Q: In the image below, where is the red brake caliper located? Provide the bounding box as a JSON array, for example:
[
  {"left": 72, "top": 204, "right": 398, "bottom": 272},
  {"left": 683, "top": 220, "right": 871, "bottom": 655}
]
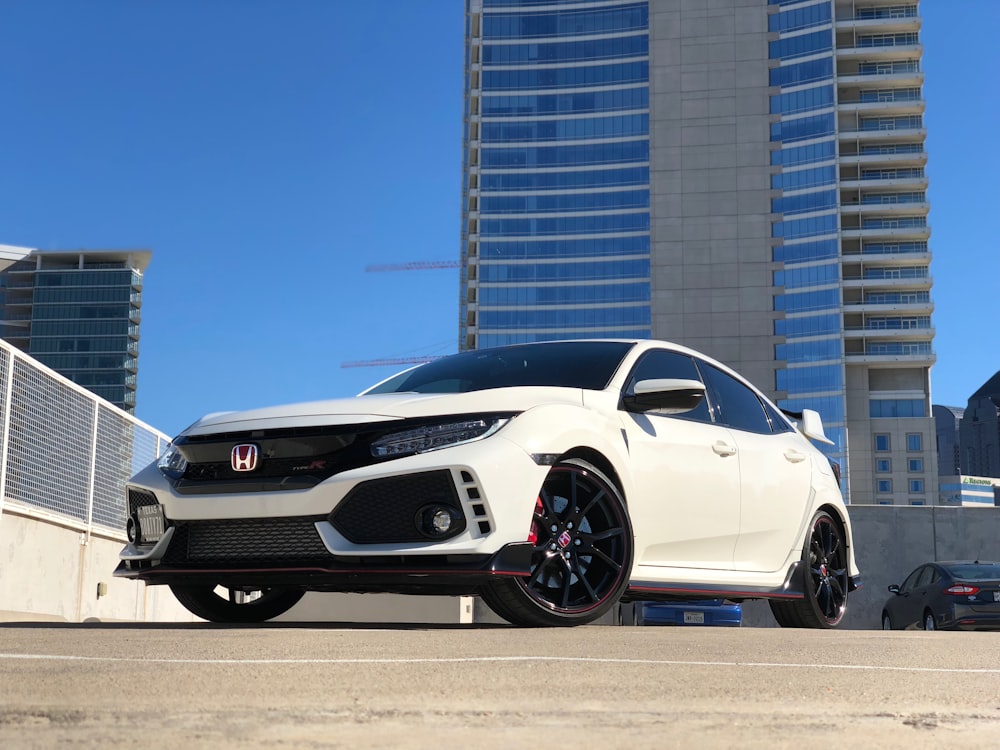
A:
[{"left": 527, "top": 496, "right": 543, "bottom": 545}]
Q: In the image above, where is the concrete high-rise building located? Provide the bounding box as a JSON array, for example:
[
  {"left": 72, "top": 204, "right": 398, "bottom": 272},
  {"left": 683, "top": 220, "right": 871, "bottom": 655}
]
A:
[
  {"left": 459, "top": 0, "right": 935, "bottom": 504},
  {"left": 0, "top": 245, "right": 149, "bottom": 414}
]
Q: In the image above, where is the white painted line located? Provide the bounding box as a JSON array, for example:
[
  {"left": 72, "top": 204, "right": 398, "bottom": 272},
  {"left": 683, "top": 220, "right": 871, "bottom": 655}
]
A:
[{"left": 1, "top": 653, "right": 999, "bottom": 674}]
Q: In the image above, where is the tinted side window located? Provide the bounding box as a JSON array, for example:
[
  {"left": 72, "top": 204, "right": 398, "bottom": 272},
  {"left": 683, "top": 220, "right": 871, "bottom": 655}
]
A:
[
  {"left": 915, "top": 566, "right": 935, "bottom": 588},
  {"left": 761, "top": 399, "right": 795, "bottom": 434},
  {"left": 624, "top": 349, "right": 711, "bottom": 423},
  {"left": 900, "top": 566, "right": 924, "bottom": 594},
  {"left": 700, "top": 363, "right": 772, "bottom": 434}
]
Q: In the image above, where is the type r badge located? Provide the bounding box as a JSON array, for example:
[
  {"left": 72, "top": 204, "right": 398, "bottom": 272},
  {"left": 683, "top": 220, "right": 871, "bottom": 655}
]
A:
[{"left": 231, "top": 444, "right": 260, "bottom": 472}]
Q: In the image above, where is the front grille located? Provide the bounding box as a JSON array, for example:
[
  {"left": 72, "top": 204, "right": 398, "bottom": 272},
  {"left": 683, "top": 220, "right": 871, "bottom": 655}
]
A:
[
  {"left": 330, "top": 470, "right": 466, "bottom": 544},
  {"left": 127, "top": 487, "right": 158, "bottom": 517},
  {"left": 162, "top": 516, "right": 330, "bottom": 564}
]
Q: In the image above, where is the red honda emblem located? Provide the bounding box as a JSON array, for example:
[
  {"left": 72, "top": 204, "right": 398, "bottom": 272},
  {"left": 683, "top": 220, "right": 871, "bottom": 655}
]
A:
[
  {"left": 231, "top": 444, "right": 259, "bottom": 472},
  {"left": 557, "top": 530, "right": 572, "bottom": 549}
]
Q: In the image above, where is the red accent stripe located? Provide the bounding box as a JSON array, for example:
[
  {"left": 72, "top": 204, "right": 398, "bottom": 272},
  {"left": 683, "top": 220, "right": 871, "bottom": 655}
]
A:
[{"left": 140, "top": 566, "right": 525, "bottom": 577}]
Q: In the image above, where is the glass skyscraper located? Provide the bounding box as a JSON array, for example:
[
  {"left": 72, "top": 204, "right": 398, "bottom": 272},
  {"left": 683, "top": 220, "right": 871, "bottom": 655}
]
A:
[
  {"left": 460, "top": 0, "right": 652, "bottom": 350},
  {"left": 460, "top": 0, "right": 936, "bottom": 505},
  {"left": 0, "top": 247, "right": 149, "bottom": 414}
]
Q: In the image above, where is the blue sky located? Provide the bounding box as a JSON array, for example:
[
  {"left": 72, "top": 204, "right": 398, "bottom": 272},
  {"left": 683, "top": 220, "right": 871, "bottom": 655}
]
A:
[{"left": 0, "top": 1, "right": 996, "bottom": 438}]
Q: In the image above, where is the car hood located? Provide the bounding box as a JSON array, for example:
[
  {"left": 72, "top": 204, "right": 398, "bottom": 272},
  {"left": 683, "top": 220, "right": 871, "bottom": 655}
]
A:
[{"left": 180, "top": 387, "right": 587, "bottom": 436}]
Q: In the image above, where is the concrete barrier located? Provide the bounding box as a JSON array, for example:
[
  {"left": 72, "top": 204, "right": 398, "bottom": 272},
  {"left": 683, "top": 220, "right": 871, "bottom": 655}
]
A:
[{"left": 5, "top": 504, "right": 1000, "bottom": 627}]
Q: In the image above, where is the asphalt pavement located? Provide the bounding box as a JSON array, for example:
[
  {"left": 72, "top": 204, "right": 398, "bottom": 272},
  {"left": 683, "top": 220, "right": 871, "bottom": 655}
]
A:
[{"left": 1, "top": 621, "right": 999, "bottom": 749}]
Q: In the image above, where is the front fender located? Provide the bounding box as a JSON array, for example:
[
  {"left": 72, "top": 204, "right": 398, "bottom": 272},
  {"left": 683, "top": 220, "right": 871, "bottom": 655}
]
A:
[{"left": 497, "top": 402, "right": 634, "bottom": 500}]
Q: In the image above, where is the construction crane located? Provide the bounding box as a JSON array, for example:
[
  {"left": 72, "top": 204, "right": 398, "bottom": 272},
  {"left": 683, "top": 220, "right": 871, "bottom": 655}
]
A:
[
  {"left": 340, "top": 355, "right": 444, "bottom": 369},
  {"left": 365, "top": 260, "right": 460, "bottom": 272},
  {"left": 346, "top": 262, "right": 458, "bottom": 366}
]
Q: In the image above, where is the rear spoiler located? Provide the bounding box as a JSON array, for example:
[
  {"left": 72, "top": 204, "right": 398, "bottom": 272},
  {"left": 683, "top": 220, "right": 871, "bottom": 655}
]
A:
[{"left": 780, "top": 407, "right": 834, "bottom": 446}]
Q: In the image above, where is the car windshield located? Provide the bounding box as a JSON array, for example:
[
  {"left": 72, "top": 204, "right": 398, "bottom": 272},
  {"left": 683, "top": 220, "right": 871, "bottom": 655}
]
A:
[
  {"left": 946, "top": 563, "right": 1000, "bottom": 581},
  {"left": 364, "top": 341, "right": 635, "bottom": 395}
]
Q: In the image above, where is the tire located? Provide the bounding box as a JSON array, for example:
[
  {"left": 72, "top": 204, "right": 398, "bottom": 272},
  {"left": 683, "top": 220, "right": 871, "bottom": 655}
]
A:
[
  {"left": 769, "top": 510, "right": 849, "bottom": 629},
  {"left": 170, "top": 584, "right": 305, "bottom": 623},
  {"left": 481, "top": 458, "right": 633, "bottom": 627},
  {"left": 617, "top": 602, "right": 638, "bottom": 626},
  {"left": 882, "top": 612, "right": 893, "bottom": 630},
  {"left": 923, "top": 610, "right": 936, "bottom": 631}
]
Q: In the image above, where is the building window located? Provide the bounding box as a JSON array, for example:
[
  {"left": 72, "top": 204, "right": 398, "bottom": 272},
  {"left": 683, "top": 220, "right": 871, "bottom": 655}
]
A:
[
  {"left": 909, "top": 479, "right": 924, "bottom": 493},
  {"left": 878, "top": 500, "right": 893, "bottom": 506},
  {"left": 877, "top": 479, "right": 892, "bottom": 494},
  {"left": 876, "top": 458, "right": 891, "bottom": 473},
  {"left": 908, "top": 458, "right": 923, "bottom": 472},
  {"left": 875, "top": 434, "right": 891, "bottom": 452},
  {"left": 910, "top": 500, "right": 925, "bottom": 506},
  {"left": 907, "top": 433, "right": 922, "bottom": 452}
]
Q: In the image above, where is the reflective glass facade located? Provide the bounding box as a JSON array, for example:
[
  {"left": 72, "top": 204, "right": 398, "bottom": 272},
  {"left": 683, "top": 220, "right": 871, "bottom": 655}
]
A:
[
  {"left": 461, "top": 1, "right": 935, "bottom": 504},
  {"left": 769, "top": 0, "right": 935, "bottom": 503},
  {"left": 0, "top": 250, "right": 149, "bottom": 413},
  {"left": 768, "top": 0, "right": 847, "bottom": 482},
  {"left": 461, "top": 0, "right": 651, "bottom": 347}
]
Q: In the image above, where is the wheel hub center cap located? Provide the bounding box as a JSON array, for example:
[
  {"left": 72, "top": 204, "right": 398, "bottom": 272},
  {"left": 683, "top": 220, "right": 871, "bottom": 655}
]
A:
[{"left": 556, "top": 530, "right": 573, "bottom": 549}]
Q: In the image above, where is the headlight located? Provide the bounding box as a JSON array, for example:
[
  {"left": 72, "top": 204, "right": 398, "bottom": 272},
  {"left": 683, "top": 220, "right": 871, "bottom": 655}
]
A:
[
  {"left": 371, "top": 417, "right": 510, "bottom": 457},
  {"left": 157, "top": 443, "right": 188, "bottom": 478}
]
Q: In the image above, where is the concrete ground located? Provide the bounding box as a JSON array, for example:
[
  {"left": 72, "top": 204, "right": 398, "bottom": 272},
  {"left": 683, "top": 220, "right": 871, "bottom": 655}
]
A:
[{"left": 1, "top": 621, "right": 999, "bottom": 749}]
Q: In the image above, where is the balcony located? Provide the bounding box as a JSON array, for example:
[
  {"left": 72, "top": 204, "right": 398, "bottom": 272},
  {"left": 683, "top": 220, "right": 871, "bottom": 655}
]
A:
[
  {"left": 835, "top": 14, "right": 920, "bottom": 36},
  {"left": 836, "top": 42, "right": 921, "bottom": 61},
  {"left": 843, "top": 300, "right": 933, "bottom": 315},
  {"left": 839, "top": 174, "right": 928, "bottom": 191},
  {"left": 841, "top": 223, "right": 930, "bottom": 241},
  {"left": 840, "top": 200, "right": 930, "bottom": 217},
  {"left": 837, "top": 98, "right": 924, "bottom": 117},
  {"left": 838, "top": 126, "right": 926, "bottom": 143},
  {"left": 837, "top": 70, "right": 923, "bottom": 88},
  {"left": 838, "top": 150, "right": 927, "bottom": 167},
  {"left": 845, "top": 350, "right": 935, "bottom": 366},
  {"left": 841, "top": 275, "right": 931, "bottom": 291},
  {"left": 843, "top": 326, "right": 934, "bottom": 340}
]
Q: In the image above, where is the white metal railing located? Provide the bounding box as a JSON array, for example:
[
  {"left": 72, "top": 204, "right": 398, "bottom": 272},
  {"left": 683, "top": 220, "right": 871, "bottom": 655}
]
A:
[{"left": 0, "top": 337, "right": 168, "bottom": 536}]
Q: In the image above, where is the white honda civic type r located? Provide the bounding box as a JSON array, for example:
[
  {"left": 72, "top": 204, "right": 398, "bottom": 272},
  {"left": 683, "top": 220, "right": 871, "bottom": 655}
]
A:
[{"left": 116, "top": 339, "right": 861, "bottom": 627}]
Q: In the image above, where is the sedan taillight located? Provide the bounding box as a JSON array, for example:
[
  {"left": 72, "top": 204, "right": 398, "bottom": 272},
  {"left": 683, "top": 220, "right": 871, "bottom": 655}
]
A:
[{"left": 944, "top": 584, "right": 980, "bottom": 595}]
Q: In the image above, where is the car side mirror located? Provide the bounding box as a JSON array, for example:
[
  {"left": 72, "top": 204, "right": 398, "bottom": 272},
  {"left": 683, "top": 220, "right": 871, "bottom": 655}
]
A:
[
  {"left": 622, "top": 378, "right": 706, "bottom": 415},
  {"left": 888, "top": 584, "right": 900, "bottom": 595},
  {"left": 799, "top": 408, "right": 834, "bottom": 445}
]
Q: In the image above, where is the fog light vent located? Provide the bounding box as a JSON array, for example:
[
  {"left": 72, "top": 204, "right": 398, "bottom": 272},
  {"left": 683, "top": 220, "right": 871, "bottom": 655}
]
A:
[{"left": 416, "top": 504, "right": 463, "bottom": 539}]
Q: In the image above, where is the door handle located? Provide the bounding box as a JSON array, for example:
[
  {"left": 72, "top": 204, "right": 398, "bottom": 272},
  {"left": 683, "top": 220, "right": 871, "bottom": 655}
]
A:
[
  {"left": 783, "top": 449, "right": 807, "bottom": 463},
  {"left": 712, "top": 441, "right": 737, "bottom": 457}
]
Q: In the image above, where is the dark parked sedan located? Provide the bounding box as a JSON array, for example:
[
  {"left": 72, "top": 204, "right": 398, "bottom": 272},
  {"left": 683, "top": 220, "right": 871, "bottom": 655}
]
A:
[{"left": 882, "top": 561, "right": 1000, "bottom": 631}]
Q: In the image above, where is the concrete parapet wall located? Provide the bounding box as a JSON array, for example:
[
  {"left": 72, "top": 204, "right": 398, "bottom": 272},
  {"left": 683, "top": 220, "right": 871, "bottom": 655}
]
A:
[{"left": 5, "top": 504, "right": 1000, "bottom": 628}]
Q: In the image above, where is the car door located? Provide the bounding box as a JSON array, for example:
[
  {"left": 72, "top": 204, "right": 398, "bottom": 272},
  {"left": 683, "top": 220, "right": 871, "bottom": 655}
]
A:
[
  {"left": 697, "top": 362, "right": 815, "bottom": 573},
  {"left": 890, "top": 565, "right": 935, "bottom": 628},
  {"left": 618, "top": 349, "right": 741, "bottom": 570}
]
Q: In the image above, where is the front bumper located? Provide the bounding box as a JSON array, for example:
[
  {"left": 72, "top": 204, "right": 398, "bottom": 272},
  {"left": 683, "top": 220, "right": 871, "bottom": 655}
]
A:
[
  {"left": 114, "top": 538, "right": 534, "bottom": 595},
  {"left": 117, "top": 435, "right": 550, "bottom": 591}
]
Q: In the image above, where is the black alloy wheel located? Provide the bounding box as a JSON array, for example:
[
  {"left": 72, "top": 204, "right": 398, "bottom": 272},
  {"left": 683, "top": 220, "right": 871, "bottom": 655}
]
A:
[
  {"left": 770, "top": 510, "right": 849, "bottom": 628},
  {"left": 882, "top": 612, "right": 893, "bottom": 630},
  {"left": 170, "top": 584, "right": 305, "bottom": 623},
  {"left": 481, "top": 458, "right": 633, "bottom": 627}
]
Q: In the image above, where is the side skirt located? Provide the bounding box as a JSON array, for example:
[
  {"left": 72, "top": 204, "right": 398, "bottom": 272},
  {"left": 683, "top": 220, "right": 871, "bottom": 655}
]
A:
[{"left": 623, "top": 561, "right": 806, "bottom": 603}]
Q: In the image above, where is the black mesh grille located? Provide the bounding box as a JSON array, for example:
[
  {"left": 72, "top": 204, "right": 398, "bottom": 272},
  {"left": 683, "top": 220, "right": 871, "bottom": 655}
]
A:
[
  {"left": 162, "top": 516, "right": 329, "bottom": 564},
  {"left": 127, "top": 487, "right": 158, "bottom": 517},
  {"left": 330, "top": 470, "right": 465, "bottom": 543}
]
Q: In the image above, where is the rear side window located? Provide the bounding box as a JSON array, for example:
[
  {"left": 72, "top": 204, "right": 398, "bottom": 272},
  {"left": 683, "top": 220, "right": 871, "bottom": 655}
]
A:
[
  {"left": 761, "top": 399, "right": 795, "bottom": 434},
  {"left": 624, "top": 349, "right": 711, "bottom": 423},
  {"left": 699, "top": 363, "right": 773, "bottom": 434}
]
